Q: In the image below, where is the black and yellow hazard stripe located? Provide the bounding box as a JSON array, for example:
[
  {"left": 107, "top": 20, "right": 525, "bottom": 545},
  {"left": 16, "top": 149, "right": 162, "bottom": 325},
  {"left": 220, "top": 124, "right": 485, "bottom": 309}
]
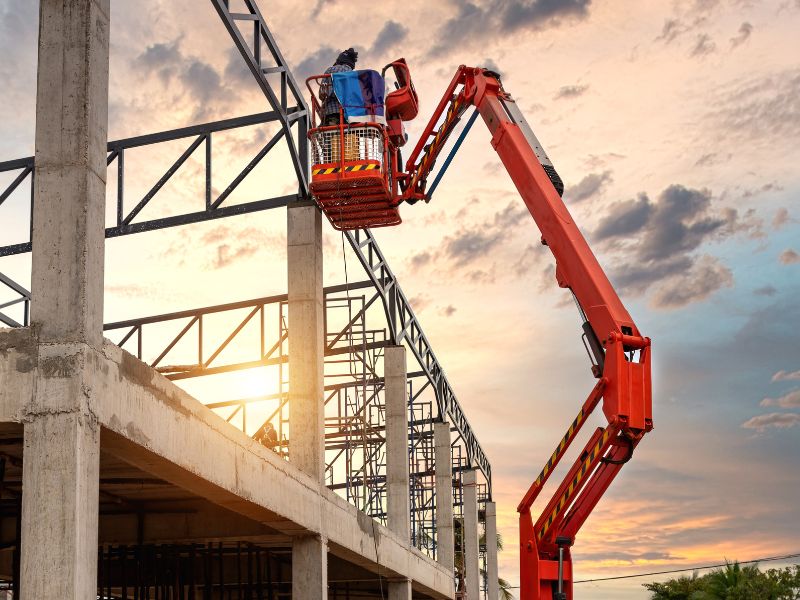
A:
[
  {"left": 409, "top": 97, "right": 468, "bottom": 191},
  {"left": 537, "top": 428, "right": 612, "bottom": 541},
  {"left": 532, "top": 406, "right": 588, "bottom": 490},
  {"left": 312, "top": 163, "right": 381, "bottom": 176}
]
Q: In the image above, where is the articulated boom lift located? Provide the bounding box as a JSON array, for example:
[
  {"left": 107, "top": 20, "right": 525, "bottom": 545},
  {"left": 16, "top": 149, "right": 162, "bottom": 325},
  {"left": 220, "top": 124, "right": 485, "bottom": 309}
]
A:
[{"left": 307, "top": 64, "right": 653, "bottom": 600}]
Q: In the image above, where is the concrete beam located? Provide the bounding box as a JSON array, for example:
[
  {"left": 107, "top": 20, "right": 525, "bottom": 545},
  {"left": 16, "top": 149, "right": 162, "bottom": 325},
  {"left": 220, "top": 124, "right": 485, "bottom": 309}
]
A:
[
  {"left": 385, "top": 345, "right": 409, "bottom": 541},
  {"left": 462, "top": 469, "right": 480, "bottom": 600},
  {"left": 485, "top": 501, "right": 499, "bottom": 600},
  {"left": 434, "top": 421, "right": 454, "bottom": 573},
  {"left": 94, "top": 341, "right": 453, "bottom": 599},
  {"left": 287, "top": 202, "right": 325, "bottom": 484},
  {"left": 99, "top": 501, "right": 288, "bottom": 545}
]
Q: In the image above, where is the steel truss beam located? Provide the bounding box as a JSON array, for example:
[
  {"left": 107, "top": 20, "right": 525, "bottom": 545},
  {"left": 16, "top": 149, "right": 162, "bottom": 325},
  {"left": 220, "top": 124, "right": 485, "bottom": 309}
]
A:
[
  {"left": 344, "top": 229, "right": 491, "bottom": 487},
  {"left": 0, "top": 271, "right": 30, "bottom": 327},
  {"left": 0, "top": 111, "right": 300, "bottom": 257},
  {"left": 103, "top": 281, "right": 375, "bottom": 379},
  {"left": 209, "top": 0, "right": 309, "bottom": 195}
]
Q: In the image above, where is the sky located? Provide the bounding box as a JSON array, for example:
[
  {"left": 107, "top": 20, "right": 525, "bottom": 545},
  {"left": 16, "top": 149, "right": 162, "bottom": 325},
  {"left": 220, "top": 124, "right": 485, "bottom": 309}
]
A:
[{"left": 1, "top": 0, "right": 799, "bottom": 598}]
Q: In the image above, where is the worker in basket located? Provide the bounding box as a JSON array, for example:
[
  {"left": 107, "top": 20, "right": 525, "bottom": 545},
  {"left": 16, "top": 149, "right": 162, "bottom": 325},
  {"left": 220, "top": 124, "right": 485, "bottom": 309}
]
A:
[
  {"left": 320, "top": 47, "right": 359, "bottom": 126},
  {"left": 308, "top": 50, "right": 398, "bottom": 229}
]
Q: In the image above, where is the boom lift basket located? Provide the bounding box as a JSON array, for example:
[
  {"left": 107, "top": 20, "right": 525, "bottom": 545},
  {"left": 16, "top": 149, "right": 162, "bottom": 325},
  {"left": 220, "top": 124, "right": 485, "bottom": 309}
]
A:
[{"left": 307, "top": 74, "right": 401, "bottom": 230}]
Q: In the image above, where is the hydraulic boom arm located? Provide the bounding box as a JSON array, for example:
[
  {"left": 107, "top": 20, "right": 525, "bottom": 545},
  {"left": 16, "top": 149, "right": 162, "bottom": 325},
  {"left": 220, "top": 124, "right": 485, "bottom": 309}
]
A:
[{"left": 401, "top": 66, "right": 653, "bottom": 600}]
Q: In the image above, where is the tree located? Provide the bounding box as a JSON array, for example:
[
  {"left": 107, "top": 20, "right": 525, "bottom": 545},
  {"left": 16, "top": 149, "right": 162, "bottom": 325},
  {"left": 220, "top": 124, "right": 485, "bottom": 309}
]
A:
[
  {"left": 644, "top": 563, "right": 800, "bottom": 600},
  {"left": 455, "top": 518, "right": 515, "bottom": 600},
  {"left": 643, "top": 571, "right": 705, "bottom": 599}
]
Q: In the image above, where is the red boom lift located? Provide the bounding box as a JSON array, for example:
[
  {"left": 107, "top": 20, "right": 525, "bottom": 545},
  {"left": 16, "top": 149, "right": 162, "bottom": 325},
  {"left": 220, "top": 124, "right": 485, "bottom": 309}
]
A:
[{"left": 306, "top": 63, "right": 653, "bottom": 600}]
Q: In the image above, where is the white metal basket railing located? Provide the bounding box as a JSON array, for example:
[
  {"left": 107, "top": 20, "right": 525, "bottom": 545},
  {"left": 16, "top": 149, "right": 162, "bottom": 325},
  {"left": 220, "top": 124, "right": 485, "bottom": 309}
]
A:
[{"left": 310, "top": 126, "right": 384, "bottom": 167}]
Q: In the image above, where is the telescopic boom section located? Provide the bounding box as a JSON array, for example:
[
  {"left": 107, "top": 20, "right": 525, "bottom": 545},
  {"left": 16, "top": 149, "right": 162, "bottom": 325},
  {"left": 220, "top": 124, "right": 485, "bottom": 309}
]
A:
[{"left": 402, "top": 67, "right": 653, "bottom": 600}]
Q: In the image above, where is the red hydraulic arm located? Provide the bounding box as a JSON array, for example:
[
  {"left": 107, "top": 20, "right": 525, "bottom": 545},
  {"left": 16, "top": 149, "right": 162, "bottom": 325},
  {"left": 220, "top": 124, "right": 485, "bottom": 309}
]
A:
[{"left": 401, "top": 67, "right": 653, "bottom": 600}]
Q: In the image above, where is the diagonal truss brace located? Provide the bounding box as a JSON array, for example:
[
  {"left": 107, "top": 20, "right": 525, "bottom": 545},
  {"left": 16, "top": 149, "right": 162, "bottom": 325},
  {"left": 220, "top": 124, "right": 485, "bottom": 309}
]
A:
[
  {"left": 344, "top": 229, "right": 491, "bottom": 488},
  {"left": 210, "top": 0, "right": 309, "bottom": 196}
]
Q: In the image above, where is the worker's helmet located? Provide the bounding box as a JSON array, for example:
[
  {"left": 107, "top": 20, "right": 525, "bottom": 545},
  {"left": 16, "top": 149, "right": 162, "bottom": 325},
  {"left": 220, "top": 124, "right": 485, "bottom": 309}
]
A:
[{"left": 335, "top": 48, "right": 358, "bottom": 68}]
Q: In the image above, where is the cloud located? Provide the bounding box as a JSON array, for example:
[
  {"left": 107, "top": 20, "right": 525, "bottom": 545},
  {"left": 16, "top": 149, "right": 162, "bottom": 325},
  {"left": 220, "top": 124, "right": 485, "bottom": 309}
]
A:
[
  {"left": 409, "top": 198, "right": 546, "bottom": 284},
  {"left": 772, "top": 207, "right": 793, "bottom": 229},
  {"left": 223, "top": 47, "right": 256, "bottom": 88},
  {"left": 753, "top": 285, "right": 777, "bottom": 297},
  {"left": 650, "top": 255, "right": 733, "bottom": 309},
  {"left": 407, "top": 293, "right": 431, "bottom": 311},
  {"left": 593, "top": 193, "right": 655, "bottom": 241},
  {"left": 183, "top": 60, "right": 223, "bottom": 105},
  {"left": 493, "top": 201, "right": 529, "bottom": 228},
  {"left": 482, "top": 57, "right": 501, "bottom": 76},
  {"left": 212, "top": 242, "right": 259, "bottom": 268},
  {"left": 772, "top": 370, "right": 800, "bottom": 382},
  {"left": 741, "top": 182, "right": 783, "bottom": 199},
  {"left": 595, "top": 185, "right": 742, "bottom": 256},
  {"left": 577, "top": 550, "right": 681, "bottom": 564},
  {"left": 779, "top": 249, "right": 800, "bottom": 264},
  {"left": 638, "top": 186, "right": 728, "bottom": 261},
  {"left": 564, "top": 171, "right": 612, "bottom": 203},
  {"left": 730, "top": 22, "right": 753, "bottom": 48},
  {"left": 105, "top": 284, "right": 154, "bottom": 298},
  {"left": 134, "top": 40, "right": 229, "bottom": 121},
  {"left": 370, "top": 21, "right": 409, "bottom": 57},
  {"left": 410, "top": 251, "right": 433, "bottom": 269},
  {"left": 439, "top": 304, "right": 457, "bottom": 317},
  {"left": 707, "top": 68, "right": 800, "bottom": 144},
  {"left": 656, "top": 19, "right": 686, "bottom": 44},
  {"left": 136, "top": 40, "right": 183, "bottom": 84},
  {"left": 444, "top": 228, "right": 504, "bottom": 267},
  {"left": 594, "top": 184, "right": 755, "bottom": 308},
  {"left": 760, "top": 388, "right": 800, "bottom": 408},
  {"left": 430, "top": 0, "right": 592, "bottom": 57},
  {"left": 690, "top": 33, "right": 716, "bottom": 57},
  {"left": 742, "top": 412, "right": 800, "bottom": 431},
  {"left": 610, "top": 255, "right": 693, "bottom": 296},
  {"left": 311, "top": 0, "right": 337, "bottom": 19},
  {"left": 294, "top": 45, "right": 337, "bottom": 82},
  {"left": 161, "top": 225, "right": 279, "bottom": 270},
  {"left": 439, "top": 201, "right": 530, "bottom": 267},
  {"left": 201, "top": 226, "right": 269, "bottom": 268},
  {"left": 554, "top": 84, "right": 589, "bottom": 99},
  {"left": 512, "top": 244, "right": 545, "bottom": 277}
]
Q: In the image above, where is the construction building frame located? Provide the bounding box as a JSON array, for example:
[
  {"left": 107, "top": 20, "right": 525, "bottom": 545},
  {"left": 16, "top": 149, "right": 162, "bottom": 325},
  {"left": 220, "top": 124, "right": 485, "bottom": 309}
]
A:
[{"left": 0, "top": 1, "right": 498, "bottom": 599}]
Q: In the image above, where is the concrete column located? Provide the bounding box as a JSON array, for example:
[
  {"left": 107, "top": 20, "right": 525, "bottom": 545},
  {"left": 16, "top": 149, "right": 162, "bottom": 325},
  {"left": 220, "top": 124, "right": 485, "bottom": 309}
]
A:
[
  {"left": 462, "top": 468, "right": 481, "bottom": 600},
  {"left": 385, "top": 345, "right": 410, "bottom": 540},
  {"left": 21, "top": 411, "right": 101, "bottom": 598},
  {"left": 385, "top": 346, "right": 412, "bottom": 600},
  {"left": 485, "top": 501, "right": 499, "bottom": 600},
  {"left": 21, "top": 1, "right": 110, "bottom": 598},
  {"left": 287, "top": 202, "right": 325, "bottom": 483},
  {"left": 30, "top": 0, "right": 109, "bottom": 347},
  {"left": 292, "top": 535, "right": 328, "bottom": 600},
  {"left": 388, "top": 578, "right": 412, "bottom": 600},
  {"left": 434, "top": 421, "right": 455, "bottom": 572},
  {"left": 287, "top": 203, "right": 327, "bottom": 599}
]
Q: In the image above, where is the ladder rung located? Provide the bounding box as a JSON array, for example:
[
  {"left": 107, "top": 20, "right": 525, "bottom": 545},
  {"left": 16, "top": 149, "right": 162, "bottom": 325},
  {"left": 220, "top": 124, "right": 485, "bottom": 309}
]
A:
[{"left": 230, "top": 12, "right": 259, "bottom": 21}]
